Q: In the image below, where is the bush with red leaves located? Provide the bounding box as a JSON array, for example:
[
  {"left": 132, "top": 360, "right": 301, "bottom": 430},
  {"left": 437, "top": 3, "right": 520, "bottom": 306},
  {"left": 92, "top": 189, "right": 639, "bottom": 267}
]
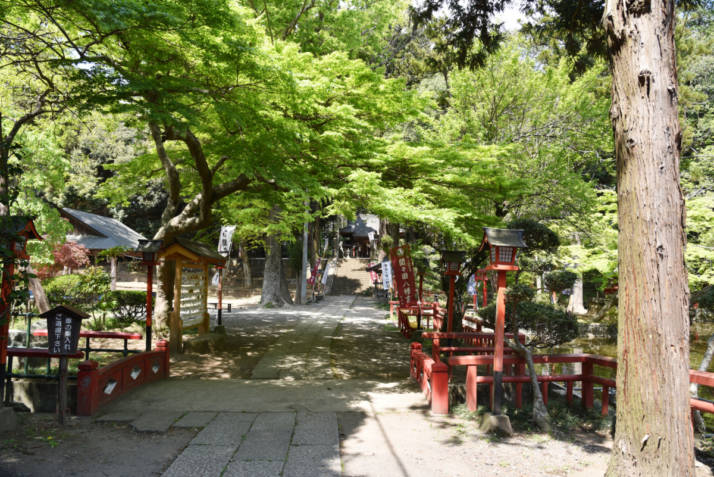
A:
[{"left": 53, "top": 242, "right": 91, "bottom": 270}]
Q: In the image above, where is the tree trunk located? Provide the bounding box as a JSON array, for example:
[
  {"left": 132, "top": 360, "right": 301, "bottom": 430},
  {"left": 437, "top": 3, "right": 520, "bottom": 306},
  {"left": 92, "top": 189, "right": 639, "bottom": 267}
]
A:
[
  {"left": 238, "top": 243, "right": 252, "bottom": 289},
  {"left": 110, "top": 256, "right": 117, "bottom": 291},
  {"left": 261, "top": 233, "right": 292, "bottom": 307},
  {"left": 154, "top": 259, "right": 175, "bottom": 336},
  {"left": 604, "top": 1, "right": 694, "bottom": 475},
  {"left": 566, "top": 277, "right": 587, "bottom": 315},
  {"left": 26, "top": 264, "right": 49, "bottom": 313},
  {"left": 509, "top": 338, "right": 551, "bottom": 432}
]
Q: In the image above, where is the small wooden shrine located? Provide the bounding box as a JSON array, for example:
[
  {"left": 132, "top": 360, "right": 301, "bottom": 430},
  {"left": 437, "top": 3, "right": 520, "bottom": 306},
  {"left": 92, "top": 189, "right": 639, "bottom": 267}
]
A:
[{"left": 157, "top": 238, "right": 226, "bottom": 352}]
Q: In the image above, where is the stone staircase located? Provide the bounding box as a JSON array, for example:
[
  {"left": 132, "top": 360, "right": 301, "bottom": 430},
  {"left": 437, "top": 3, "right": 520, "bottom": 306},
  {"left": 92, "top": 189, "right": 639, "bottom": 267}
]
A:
[{"left": 329, "top": 258, "right": 375, "bottom": 295}]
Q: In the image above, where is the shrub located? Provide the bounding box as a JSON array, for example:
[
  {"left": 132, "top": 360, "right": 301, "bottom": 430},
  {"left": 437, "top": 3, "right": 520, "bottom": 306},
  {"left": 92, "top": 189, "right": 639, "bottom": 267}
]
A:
[
  {"left": 544, "top": 270, "right": 578, "bottom": 294},
  {"left": 44, "top": 266, "right": 111, "bottom": 318},
  {"left": 111, "top": 290, "right": 149, "bottom": 324},
  {"left": 52, "top": 242, "right": 90, "bottom": 270}
]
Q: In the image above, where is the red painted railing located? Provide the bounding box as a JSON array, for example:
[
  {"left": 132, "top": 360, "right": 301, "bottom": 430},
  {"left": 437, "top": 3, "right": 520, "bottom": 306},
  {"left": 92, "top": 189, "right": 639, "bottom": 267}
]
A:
[
  {"left": 76, "top": 340, "right": 170, "bottom": 416},
  {"left": 410, "top": 343, "right": 714, "bottom": 417}
]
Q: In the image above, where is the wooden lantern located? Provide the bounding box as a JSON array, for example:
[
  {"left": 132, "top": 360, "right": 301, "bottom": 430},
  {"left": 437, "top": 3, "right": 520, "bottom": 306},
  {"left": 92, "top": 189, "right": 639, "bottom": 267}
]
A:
[
  {"left": 480, "top": 228, "right": 527, "bottom": 271},
  {"left": 440, "top": 250, "right": 466, "bottom": 277},
  {"left": 5, "top": 216, "right": 42, "bottom": 260}
]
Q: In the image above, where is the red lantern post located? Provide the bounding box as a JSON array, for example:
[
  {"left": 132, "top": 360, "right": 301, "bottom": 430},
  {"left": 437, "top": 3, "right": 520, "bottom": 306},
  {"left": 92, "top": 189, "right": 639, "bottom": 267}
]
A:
[
  {"left": 441, "top": 250, "right": 466, "bottom": 333},
  {"left": 0, "top": 218, "right": 42, "bottom": 404},
  {"left": 480, "top": 228, "right": 526, "bottom": 415},
  {"left": 137, "top": 240, "right": 162, "bottom": 351}
]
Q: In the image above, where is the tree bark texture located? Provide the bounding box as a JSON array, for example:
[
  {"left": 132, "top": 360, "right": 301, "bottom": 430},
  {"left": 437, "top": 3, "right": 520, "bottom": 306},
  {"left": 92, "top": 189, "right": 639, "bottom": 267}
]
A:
[
  {"left": 566, "top": 277, "right": 587, "bottom": 315},
  {"left": 239, "top": 243, "right": 253, "bottom": 288},
  {"left": 261, "top": 232, "right": 293, "bottom": 307},
  {"left": 154, "top": 259, "right": 175, "bottom": 337},
  {"left": 509, "top": 338, "right": 551, "bottom": 432},
  {"left": 26, "top": 264, "right": 49, "bottom": 314},
  {"left": 604, "top": 1, "right": 694, "bottom": 475}
]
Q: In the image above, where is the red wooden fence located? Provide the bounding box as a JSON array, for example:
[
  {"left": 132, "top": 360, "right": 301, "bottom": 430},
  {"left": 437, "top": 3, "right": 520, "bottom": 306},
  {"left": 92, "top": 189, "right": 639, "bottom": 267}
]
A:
[
  {"left": 410, "top": 343, "right": 714, "bottom": 418},
  {"left": 76, "top": 340, "right": 170, "bottom": 416}
]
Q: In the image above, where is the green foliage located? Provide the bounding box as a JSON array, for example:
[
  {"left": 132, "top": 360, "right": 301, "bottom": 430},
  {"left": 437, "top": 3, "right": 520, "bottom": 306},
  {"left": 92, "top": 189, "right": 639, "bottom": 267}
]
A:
[
  {"left": 508, "top": 219, "right": 560, "bottom": 253},
  {"left": 111, "top": 290, "right": 148, "bottom": 324},
  {"left": 544, "top": 271, "right": 578, "bottom": 294},
  {"left": 97, "top": 247, "right": 129, "bottom": 260},
  {"left": 480, "top": 284, "right": 579, "bottom": 349},
  {"left": 44, "top": 267, "right": 111, "bottom": 318}
]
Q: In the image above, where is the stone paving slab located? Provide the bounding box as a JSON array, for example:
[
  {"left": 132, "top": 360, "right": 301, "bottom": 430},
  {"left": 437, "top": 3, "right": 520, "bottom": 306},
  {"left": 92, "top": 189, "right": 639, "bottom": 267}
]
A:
[
  {"left": 223, "top": 460, "right": 284, "bottom": 477},
  {"left": 251, "top": 411, "right": 295, "bottom": 431},
  {"left": 284, "top": 444, "right": 341, "bottom": 477},
  {"left": 131, "top": 411, "right": 183, "bottom": 432},
  {"left": 191, "top": 412, "right": 255, "bottom": 445},
  {"left": 161, "top": 444, "right": 235, "bottom": 477},
  {"left": 173, "top": 411, "right": 217, "bottom": 428},
  {"left": 95, "top": 411, "right": 140, "bottom": 423},
  {"left": 292, "top": 411, "right": 339, "bottom": 445},
  {"left": 233, "top": 412, "right": 294, "bottom": 460},
  {"left": 233, "top": 432, "right": 291, "bottom": 461}
]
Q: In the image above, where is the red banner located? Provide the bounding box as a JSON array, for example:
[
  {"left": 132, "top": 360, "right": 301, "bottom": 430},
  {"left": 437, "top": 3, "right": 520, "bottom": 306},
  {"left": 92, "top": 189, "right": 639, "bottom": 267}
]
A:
[{"left": 390, "top": 244, "right": 418, "bottom": 306}]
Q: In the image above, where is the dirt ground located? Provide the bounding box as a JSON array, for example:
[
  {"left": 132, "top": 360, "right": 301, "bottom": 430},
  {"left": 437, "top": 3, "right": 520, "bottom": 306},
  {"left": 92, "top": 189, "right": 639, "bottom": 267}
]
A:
[{"left": 0, "top": 414, "right": 195, "bottom": 477}]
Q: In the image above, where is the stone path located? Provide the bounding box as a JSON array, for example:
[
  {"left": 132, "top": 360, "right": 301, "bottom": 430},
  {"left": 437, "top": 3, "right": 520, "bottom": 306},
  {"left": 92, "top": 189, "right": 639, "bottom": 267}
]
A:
[{"left": 90, "top": 295, "right": 621, "bottom": 477}]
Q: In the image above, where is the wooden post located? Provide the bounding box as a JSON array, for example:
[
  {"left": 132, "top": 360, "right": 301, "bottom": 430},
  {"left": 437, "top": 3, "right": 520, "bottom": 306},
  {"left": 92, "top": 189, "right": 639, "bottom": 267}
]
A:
[
  {"left": 217, "top": 266, "right": 223, "bottom": 326},
  {"left": 447, "top": 275, "right": 455, "bottom": 332},
  {"left": 482, "top": 279, "right": 488, "bottom": 307},
  {"left": 466, "top": 365, "right": 478, "bottom": 412},
  {"left": 76, "top": 360, "right": 99, "bottom": 416},
  {"left": 0, "top": 260, "right": 15, "bottom": 405},
  {"left": 410, "top": 342, "right": 422, "bottom": 380},
  {"left": 57, "top": 356, "right": 68, "bottom": 424},
  {"left": 431, "top": 362, "right": 449, "bottom": 415},
  {"left": 199, "top": 263, "right": 209, "bottom": 334},
  {"left": 492, "top": 270, "right": 507, "bottom": 414},
  {"left": 582, "top": 360, "right": 594, "bottom": 410},
  {"left": 602, "top": 386, "right": 610, "bottom": 416},
  {"left": 157, "top": 340, "right": 170, "bottom": 377},
  {"left": 566, "top": 381, "right": 574, "bottom": 404},
  {"left": 170, "top": 259, "right": 182, "bottom": 353},
  {"left": 145, "top": 263, "right": 153, "bottom": 352}
]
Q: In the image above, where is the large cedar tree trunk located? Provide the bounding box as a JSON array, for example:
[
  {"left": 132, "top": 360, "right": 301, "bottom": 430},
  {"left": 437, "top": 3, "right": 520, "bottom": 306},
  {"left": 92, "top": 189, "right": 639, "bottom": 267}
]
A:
[{"left": 604, "top": 0, "right": 694, "bottom": 474}]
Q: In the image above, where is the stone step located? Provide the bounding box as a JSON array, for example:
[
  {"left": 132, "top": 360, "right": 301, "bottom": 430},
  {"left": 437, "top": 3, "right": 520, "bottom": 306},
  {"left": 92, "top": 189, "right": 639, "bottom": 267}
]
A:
[{"left": 329, "top": 258, "right": 375, "bottom": 295}]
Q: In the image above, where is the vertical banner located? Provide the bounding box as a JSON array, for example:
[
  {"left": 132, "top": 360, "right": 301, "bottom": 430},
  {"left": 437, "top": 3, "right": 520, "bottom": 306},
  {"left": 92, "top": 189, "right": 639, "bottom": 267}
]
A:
[
  {"left": 389, "top": 244, "right": 417, "bottom": 305},
  {"left": 467, "top": 274, "right": 476, "bottom": 295},
  {"left": 217, "top": 225, "right": 236, "bottom": 257},
  {"left": 381, "top": 260, "right": 393, "bottom": 290}
]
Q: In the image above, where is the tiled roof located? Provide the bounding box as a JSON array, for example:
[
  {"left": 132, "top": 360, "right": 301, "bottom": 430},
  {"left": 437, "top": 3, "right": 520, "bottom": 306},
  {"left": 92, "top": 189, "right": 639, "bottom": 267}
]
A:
[{"left": 62, "top": 207, "right": 146, "bottom": 251}]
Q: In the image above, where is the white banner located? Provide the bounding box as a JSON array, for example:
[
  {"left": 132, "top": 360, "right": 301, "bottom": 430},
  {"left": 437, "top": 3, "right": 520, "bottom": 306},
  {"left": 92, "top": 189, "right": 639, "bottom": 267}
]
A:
[
  {"left": 218, "top": 225, "right": 236, "bottom": 257},
  {"left": 321, "top": 262, "right": 331, "bottom": 285},
  {"left": 467, "top": 274, "right": 476, "bottom": 295},
  {"left": 382, "top": 260, "right": 392, "bottom": 290}
]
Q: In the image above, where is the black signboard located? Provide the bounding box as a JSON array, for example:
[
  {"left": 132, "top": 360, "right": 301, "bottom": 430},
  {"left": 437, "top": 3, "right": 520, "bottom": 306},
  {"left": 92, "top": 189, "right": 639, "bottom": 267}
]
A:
[{"left": 41, "top": 305, "right": 88, "bottom": 355}]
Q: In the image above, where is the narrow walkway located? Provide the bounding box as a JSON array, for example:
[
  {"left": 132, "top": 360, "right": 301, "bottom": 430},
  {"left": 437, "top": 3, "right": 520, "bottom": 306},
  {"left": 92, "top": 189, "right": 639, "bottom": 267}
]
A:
[{"left": 92, "top": 295, "right": 613, "bottom": 477}]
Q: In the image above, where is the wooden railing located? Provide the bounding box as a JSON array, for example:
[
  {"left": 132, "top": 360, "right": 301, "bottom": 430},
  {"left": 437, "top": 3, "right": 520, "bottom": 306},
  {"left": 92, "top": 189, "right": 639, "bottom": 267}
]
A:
[
  {"left": 410, "top": 343, "right": 714, "bottom": 417},
  {"left": 76, "top": 340, "right": 170, "bottom": 416}
]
